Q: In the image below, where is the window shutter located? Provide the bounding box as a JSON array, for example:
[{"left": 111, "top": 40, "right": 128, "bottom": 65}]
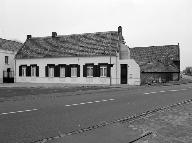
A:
[
  {"left": 68, "top": 65, "right": 71, "bottom": 77},
  {"left": 36, "top": 66, "right": 39, "bottom": 77},
  {"left": 93, "top": 65, "right": 98, "bottom": 77},
  {"left": 26, "top": 66, "right": 31, "bottom": 77},
  {"left": 19, "top": 66, "right": 22, "bottom": 76},
  {"left": 77, "top": 65, "right": 80, "bottom": 77},
  {"left": 65, "top": 65, "right": 71, "bottom": 77},
  {"left": 57, "top": 65, "right": 60, "bottom": 77},
  {"left": 45, "top": 66, "right": 48, "bottom": 77},
  {"left": 107, "top": 64, "right": 111, "bottom": 77},
  {"left": 83, "top": 65, "right": 87, "bottom": 77},
  {"left": 29, "top": 66, "right": 31, "bottom": 76},
  {"left": 65, "top": 65, "right": 68, "bottom": 77},
  {"left": 97, "top": 65, "right": 100, "bottom": 77},
  {"left": 54, "top": 65, "right": 60, "bottom": 77}
]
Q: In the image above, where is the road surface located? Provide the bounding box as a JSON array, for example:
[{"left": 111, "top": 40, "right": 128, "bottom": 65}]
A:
[{"left": 0, "top": 84, "right": 192, "bottom": 143}]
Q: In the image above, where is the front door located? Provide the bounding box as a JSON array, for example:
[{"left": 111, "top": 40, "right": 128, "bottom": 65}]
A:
[
  {"left": 3, "top": 68, "right": 14, "bottom": 83},
  {"left": 121, "top": 64, "right": 127, "bottom": 84}
]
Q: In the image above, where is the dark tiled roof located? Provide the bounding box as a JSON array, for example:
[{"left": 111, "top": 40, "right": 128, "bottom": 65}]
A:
[
  {"left": 15, "top": 31, "right": 120, "bottom": 59},
  {"left": 0, "top": 38, "right": 22, "bottom": 52},
  {"left": 130, "top": 45, "right": 180, "bottom": 72}
]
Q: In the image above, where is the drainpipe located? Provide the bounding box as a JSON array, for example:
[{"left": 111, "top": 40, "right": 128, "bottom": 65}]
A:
[
  {"left": 14, "top": 57, "right": 16, "bottom": 83},
  {"left": 116, "top": 51, "right": 118, "bottom": 85},
  {"left": 178, "top": 43, "right": 180, "bottom": 80},
  {"left": 109, "top": 33, "right": 112, "bottom": 86},
  {"left": 110, "top": 51, "right": 111, "bottom": 86}
]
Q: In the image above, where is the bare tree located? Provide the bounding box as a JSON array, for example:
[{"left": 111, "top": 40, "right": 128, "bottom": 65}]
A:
[{"left": 183, "top": 67, "right": 192, "bottom": 76}]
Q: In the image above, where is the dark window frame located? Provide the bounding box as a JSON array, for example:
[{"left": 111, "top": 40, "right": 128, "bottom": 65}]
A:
[{"left": 5, "top": 56, "right": 8, "bottom": 65}]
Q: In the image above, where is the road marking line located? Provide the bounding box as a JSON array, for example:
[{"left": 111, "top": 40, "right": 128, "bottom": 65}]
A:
[
  {"left": 160, "top": 91, "right": 166, "bottom": 93},
  {"left": 17, "top": 111, "right": 24, "bottom": 113},
  {"left": 0, "top": 108, "right": 38, "bottom": 116},
  {"left": 9, "top": 112, "right": 16, "bottom": 114},
  {"left": 25, "top": 110, "right": 32, "bottom": 112},
  {"left": 65, "top": 99, "right": 116, "bottom": 107},
  {"left": 87, "top": 102, "right": 93, "bottom": 104},
  {"left": 144, "top": 93, "right": 150, "bottom": 95},
  {"left": 95, "top": 101, "right": 100, "bottom": 103},
  {"left": 169, "top": 90, "right": 179, "bottom": 92},
  {"left": 1, "top": 113, "right": 8, "bottom": 115},
  {"left": 150, "top": 92, "right": 157, "bottom": 94}
]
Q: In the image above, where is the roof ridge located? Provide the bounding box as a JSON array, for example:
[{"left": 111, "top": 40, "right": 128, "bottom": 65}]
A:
[
  {"left": 0, "top": 38, "right": 22, "bottom": 44},
  {"left": 27, "top": 31, "right": 118, "bottom": 40},
  {"left": 131, "top": 44, "right": 179, "bottom": 49}
]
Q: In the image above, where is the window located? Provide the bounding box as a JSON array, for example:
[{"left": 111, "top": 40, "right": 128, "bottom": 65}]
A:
[
  {"left": 22, "top": 66, "right": 26, "bottom": 77},
  {"left": 87, "top": 66, "right": 93, "bottom": 77},
  {"left": 60, "top": 67, "right": 65, "bottom": 77},
  {"left": 100, "top": 65, "right": 107, "bottom": 77},
  {"left": 31, "top": 66, "right": 36, "bottom": 77},
  {"left": 48, "top": 67, "right": 54, "bottom": 77},
  {"left": 71, "top": 67, "right": 77, "bottom": 77},
  {"left": 5, "top": 56, "right": 8, "bottom": 64}
]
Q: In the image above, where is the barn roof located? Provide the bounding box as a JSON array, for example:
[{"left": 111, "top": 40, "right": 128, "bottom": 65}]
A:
[
  {"left": 130, "top": 45, "right": 180, "bottom": 72},
  {"left": 0, "top": 38, "right": 22, "bottom": 52},
  {"left": 15, "top": 31, "right": 121, "bottom": 59}
]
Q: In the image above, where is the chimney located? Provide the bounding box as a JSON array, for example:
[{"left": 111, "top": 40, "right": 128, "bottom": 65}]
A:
[
  {"left": 52, "top": 32, "right": 57, "bottom": 38},
  {"left": 118, "top": 26, "right": 122, "bottom": 36},
  {"left": 118, "top": 26, "right": 125, "bottom": 44},
  {"left": 27, "top": 35, "right": 32, "bottom": 39}
]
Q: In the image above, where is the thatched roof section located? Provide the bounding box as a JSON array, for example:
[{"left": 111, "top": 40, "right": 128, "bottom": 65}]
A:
[
  {"left": 130, "top": 45, "right": 180, "bottom": 72},
  {"left": 15, "top": 31, "right": 120, "bottom": 59},
  {"left": 0, "top": 38, "right": 22, "bottom": 52}
]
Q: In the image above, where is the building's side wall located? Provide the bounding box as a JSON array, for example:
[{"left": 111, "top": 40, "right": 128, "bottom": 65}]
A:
[
  {"left": 118, "top": 44, "right": 140, "bottom": 85},
  {"left": 117, "top": 58, "right": 140, "bottom": 85},
  {"left": 127, "top": 59, "right": 140, "bottom": 85},
  {"left": 119, "top": 43, "right": 130, "bottom": 60},
  {"left": 0, "top": 50, "right": 15, "bottom": 83},
  {"left": 16, "top": 56, "right": 118, "bottom": 85}
]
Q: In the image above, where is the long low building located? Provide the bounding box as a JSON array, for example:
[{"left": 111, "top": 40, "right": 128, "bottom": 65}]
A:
[{"left": 15, "top": 26, "right": 141, "bottom": 85}]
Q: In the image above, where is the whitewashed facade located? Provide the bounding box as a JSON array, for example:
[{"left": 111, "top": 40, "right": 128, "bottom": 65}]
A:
[
  {"left": 0, "top": 49, "right": 15, "bottom": 83},
  {"left": 15, "top": 55, "right": 140, "bottom": 85}
]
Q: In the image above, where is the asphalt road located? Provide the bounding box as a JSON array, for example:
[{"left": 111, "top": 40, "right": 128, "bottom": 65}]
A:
[{"left": 0, "top": 84, "right": 192, "bottom": 143}]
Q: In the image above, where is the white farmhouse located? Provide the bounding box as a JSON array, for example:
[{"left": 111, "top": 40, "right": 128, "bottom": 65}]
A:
[
  {"left": 0, "top": 38, "right": 22, "bottom": 83},
  {"left": 15, "top": 26, "right": 140, "bottom": 85}
]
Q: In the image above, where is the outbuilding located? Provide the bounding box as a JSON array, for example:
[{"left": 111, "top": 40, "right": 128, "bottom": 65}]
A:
[
  {"left": 0, "top": 38, "right": 22, "bottom": 83},
  {"left": 130, "top": 44, "right": 180, "bottom": 84}
]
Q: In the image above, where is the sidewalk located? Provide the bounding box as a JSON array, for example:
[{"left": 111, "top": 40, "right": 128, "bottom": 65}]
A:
[
  {"left": 1, "top": 76, "right": 192, "bottom": 88},
  {"left": 0, "top": 83, "right": 110, "bottom": 88},
  {"left": 45, "top": 102, "right": 192, "bottom": 143}
]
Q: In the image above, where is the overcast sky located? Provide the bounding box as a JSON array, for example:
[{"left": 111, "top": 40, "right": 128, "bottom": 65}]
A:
[{"left": 0, "top": 0, "right": 191, "bottom": 70}]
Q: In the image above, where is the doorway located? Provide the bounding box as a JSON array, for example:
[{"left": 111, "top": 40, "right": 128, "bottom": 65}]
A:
[
  {"left": 3, "top": 68, "right": 14, "bottom": 83},
  {"left": 121, "top": 64, "right": 127, "bottom": 84}
]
